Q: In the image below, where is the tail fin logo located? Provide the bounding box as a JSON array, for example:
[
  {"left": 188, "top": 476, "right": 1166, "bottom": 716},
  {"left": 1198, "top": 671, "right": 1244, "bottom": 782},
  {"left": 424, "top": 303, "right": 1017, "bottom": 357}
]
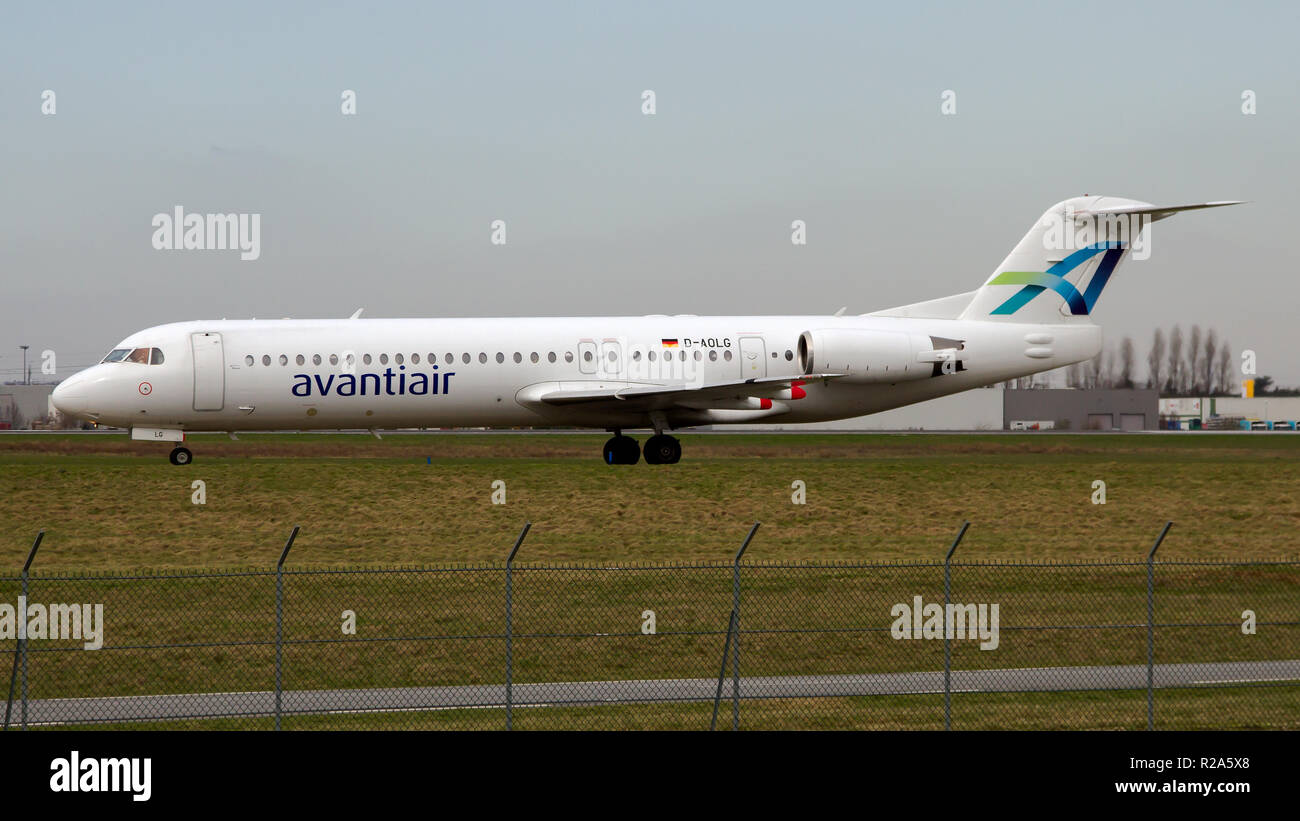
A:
[{"left": 988, "top": 242, "right": 1125, "bottom": 316}]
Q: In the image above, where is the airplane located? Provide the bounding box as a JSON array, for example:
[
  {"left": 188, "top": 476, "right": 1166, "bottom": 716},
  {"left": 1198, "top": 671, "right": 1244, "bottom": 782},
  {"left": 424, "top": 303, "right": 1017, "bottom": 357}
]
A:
[{"left": 51, "top": 195, "right": 1240, "bottom": 465}]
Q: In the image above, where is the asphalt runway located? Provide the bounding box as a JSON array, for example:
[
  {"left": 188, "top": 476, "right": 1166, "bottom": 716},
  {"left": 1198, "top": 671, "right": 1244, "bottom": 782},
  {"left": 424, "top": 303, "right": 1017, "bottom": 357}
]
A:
[{"left": 14, "top": 659, "right": 1299, "bottom": 726}]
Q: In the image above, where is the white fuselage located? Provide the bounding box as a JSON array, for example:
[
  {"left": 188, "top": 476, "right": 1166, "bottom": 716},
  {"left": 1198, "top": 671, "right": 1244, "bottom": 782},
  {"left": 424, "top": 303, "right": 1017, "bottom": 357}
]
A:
[{"left": 52, "top": 315, "right": 1100, "bottom": 433}]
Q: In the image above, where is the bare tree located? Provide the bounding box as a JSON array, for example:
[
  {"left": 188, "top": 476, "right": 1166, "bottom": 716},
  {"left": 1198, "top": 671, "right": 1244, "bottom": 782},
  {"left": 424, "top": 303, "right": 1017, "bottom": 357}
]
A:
[
  {"left": 1187, "top": 325, "right": 1202, "bottom": 394},
  {"left": 1065, "top": 361, "right": 1084, "bottom": 388},
  {"left": 1167, "top": 325, "right": 1184, "bottom": 394},
  {"left": 1148, "top": 328, "right": 1165, "bottom": 391},
  {"left": 1102, "top": 343, "right": 1119, "bottom": 388},
  {"left": 1215, "top": 342, "right": 1233, "bottom": 395},
  {"left": 1118, "top": 336, "right": 1135, "bottom": 389},
  {"left": 1202, "top": 329, "right": 1218, "bottom": 395},
  {"left": 1086, "top": 350, "right": 1106, "bottom": 389}
]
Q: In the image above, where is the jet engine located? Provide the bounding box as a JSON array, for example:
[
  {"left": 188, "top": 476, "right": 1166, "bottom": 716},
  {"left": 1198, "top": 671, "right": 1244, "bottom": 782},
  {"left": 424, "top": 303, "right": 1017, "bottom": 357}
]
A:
[{"left": 798, "top": 328, "right": 964, "bottom": 383}]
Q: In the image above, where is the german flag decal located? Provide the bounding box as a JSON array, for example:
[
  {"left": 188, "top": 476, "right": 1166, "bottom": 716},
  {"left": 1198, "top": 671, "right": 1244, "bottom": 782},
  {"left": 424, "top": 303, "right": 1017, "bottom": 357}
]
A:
[{"left": 660, "top": 338, "right": 679, "bottom": 347}]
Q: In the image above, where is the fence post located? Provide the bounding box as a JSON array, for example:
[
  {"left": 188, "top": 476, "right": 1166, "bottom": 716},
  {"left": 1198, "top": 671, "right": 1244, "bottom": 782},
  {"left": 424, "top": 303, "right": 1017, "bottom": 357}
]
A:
[
  {"left": 4, "top": 531, "right": 43, "bottom": 732},
  {"left": 943, "top": 521, "right": 970, "bottom": 731},
  {"left": 505, "top": 522, "right": 531, "bottom": 731},
  {"left": 731, "top": 522, "right": 759, "bottom": 731},
  {"left": 1146, "top": 521, "right": 1172, "bottom": 731},
  {"left": 709, "top": 609, "right": 738, "bottom": 731},
  {"left": 275, "top": 526, "right": 299, "bottom": 731}
]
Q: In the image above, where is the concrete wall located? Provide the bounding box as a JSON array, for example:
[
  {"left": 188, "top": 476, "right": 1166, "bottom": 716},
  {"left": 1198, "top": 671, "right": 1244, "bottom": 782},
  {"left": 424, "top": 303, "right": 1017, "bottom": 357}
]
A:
[
  {"left": 1003, "top": 388, "right": 1159, "bottom": 431},
  {"left": 724, "top": 387, "right": 1005, "bottom": 431},
  {"left": 0, "top": 384, "right": 57, "bottom": 428}
]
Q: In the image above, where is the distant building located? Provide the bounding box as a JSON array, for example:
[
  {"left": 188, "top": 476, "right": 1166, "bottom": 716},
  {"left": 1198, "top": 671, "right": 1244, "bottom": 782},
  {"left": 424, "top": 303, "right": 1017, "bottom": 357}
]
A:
[
  {"left": 723, "top": 387, "right": 1161, "bottom": 431},
  {"left": 1162, "top": 396, "right": 1300, "bottom": 430},
  {"left": 0, "top": 384, "right": 58, "bottom": 429},
  {"left": 1004, "top": 388, "right": 1158, "bottom": 431}
]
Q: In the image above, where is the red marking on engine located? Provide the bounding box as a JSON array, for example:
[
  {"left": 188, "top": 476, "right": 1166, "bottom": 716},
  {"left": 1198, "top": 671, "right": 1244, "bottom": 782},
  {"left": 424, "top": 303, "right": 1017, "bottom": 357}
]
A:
[{"left": 760, "top": 397, "right": 772, "bottom": 410}]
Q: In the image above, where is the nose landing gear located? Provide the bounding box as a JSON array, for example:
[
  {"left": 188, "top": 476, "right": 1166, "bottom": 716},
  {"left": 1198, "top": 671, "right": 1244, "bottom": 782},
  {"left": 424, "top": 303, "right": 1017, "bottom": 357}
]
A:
[{"left": 168, "top": 446, "right": 193, "bottom": 466}]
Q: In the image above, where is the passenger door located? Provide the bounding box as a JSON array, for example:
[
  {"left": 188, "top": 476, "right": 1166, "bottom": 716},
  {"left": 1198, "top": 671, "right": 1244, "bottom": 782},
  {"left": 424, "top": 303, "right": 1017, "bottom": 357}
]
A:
[{"left": 191, "top": 332, "right": 225, "bottom": 411}]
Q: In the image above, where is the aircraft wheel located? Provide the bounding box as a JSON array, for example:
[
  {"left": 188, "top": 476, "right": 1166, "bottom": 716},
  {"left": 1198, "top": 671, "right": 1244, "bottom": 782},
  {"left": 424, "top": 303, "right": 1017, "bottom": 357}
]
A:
[
  {"left": 169, "top": 447, "right": 193, "bottom": 466},
  {"left": 603, "top": 435, "right": 640, "bottom": 465},
  {"left": 643, "top": 434, "right": 681, "bottom": 465}
]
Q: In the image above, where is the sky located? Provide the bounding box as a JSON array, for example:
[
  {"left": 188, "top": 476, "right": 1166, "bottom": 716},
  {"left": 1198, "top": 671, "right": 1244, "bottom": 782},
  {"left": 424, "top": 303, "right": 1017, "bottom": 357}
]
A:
[{"left": 2, "top": 0, "right": 1297, "bottom": 384}]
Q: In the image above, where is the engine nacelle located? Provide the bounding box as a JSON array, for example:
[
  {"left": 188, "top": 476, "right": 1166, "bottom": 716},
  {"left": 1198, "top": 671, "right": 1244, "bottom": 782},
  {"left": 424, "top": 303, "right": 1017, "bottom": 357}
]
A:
[{"left": 798, "top": 328, "right": 937, "bottom": 384}]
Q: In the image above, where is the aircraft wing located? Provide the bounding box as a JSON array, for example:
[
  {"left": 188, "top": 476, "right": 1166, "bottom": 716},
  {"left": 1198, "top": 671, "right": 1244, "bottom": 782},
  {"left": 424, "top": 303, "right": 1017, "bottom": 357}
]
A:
[{"left": 532, "top": 373, "right": 844, "bottom": 412}]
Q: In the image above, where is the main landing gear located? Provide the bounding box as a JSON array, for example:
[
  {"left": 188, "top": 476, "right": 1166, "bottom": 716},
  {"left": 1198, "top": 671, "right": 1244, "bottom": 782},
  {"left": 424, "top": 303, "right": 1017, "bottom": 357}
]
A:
[
  {"left": 168, "top": 446, "right": 193, "bottom": 466},
  {"left": 642, "top": 434, "right": 682, "bottom": 465},
  {"left": 602, "top": 433, "right": 641, "bottom": 465},
  {"left": 602, "top": 431, "right": 682, "bottom": 465}
]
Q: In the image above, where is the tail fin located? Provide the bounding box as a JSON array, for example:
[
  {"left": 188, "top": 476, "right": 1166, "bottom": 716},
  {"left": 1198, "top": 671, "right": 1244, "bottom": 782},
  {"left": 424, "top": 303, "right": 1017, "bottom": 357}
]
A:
[{"left": 959, "top": 196, "right": 1242, "bottom": 323}]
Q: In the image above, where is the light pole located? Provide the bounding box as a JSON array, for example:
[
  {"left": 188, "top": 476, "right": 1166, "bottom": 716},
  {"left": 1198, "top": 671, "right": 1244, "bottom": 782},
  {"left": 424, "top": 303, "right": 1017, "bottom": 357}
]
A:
[{"left": 19, "top": 345, "right": 29, "bottom": 385}]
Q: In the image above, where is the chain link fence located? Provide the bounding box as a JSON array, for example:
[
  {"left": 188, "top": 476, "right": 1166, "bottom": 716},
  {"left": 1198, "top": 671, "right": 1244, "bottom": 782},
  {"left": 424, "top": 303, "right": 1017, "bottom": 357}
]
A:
[{"left": 2, "top": 523, "right": 1297, "bottom": 730}]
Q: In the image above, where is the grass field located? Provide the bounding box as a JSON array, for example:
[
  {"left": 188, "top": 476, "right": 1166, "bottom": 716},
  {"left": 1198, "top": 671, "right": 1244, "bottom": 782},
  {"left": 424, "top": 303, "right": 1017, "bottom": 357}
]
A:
[
  {"left": 3, "top": 431, "right": 1297, "bottom": 729},
  {"left": 2, "top": 432, "right": 1299, "bottom": 569}
]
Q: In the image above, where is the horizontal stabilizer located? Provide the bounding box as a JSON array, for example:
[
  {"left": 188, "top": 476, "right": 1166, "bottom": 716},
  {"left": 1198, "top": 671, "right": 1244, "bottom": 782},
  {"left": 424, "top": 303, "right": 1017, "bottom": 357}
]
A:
[{"left": 1068, "top": 200, "right": 1244, "bottom": 223}]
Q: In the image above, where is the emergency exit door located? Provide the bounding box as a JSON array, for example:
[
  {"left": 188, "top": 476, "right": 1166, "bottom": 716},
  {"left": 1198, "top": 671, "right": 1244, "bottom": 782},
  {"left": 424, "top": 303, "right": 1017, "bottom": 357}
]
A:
[{"left": 739, "top": 336, "right": 767, "bottom": 379}]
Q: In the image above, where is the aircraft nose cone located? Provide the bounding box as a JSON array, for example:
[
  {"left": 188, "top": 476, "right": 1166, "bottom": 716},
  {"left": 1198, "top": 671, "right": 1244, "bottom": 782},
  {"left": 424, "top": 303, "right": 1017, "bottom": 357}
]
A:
[{"left": 52, "top": 376, "right": 87, "bottom": 415}]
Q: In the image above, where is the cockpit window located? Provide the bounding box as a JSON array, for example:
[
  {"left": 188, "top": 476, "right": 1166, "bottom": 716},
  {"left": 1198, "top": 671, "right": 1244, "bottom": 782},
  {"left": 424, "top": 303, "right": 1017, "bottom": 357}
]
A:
[{"left": 104, "top": 347, "right": 165, "bottom": 364}]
